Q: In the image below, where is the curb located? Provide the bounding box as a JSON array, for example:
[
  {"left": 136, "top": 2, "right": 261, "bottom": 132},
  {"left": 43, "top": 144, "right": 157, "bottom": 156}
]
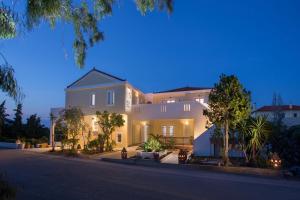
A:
[{"left": 101, "top": 158, "right": 282, "bottom": 178}]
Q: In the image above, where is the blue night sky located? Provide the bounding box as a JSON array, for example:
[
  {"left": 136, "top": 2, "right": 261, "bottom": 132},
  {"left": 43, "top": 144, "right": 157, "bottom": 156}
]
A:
[{"left": 1, "top": 0, "right": 300, "bottom": 125}]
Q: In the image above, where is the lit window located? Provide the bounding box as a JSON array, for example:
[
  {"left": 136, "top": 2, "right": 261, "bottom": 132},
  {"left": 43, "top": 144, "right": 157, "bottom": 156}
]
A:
[
  {"left": 90, "top": 94, "right": 96, "bottom": 106},
  {"left": 195, "top": 98, "right": 204, "bottom": 103},
  {"left": 166, "top": 99, "right": 175, "bottom": 103},
  {"left": 184, "top": 104, "right": 191, "bottom": 111},
  {"left": 161, "top": 105, "right": 167, "bottom": 112},
  {"left": 117, "top": 133, "right": 122, "bottom": 143},
  {"left": 107, "top": 90, "right": 115, "bottom": 105},
  {"left": 92, "top": 117, "right": 98, "bottom": 132},
  {"left": 162, "top": 126, "right": 167, "bottom": 136},
  {"left": 169, "top": 126, "right": 174, "bottom": 137}
]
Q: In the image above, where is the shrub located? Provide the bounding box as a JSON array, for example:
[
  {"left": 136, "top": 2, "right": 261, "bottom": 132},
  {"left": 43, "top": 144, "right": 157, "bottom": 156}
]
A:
[
  {"left": 163, "top": 137, "right": 175, "bottom": 150},
  {"left": 88, "top": 138, "right": 99, "bottom": 150},
  {"left": 143, "top": 137, "right": 162, "bottom": 152}
]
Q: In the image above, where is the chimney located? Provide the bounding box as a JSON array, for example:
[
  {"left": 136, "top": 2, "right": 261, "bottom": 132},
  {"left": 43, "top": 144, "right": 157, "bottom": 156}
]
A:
[{"left": 289, "top": 104, "right": 293, "bottom": 109}]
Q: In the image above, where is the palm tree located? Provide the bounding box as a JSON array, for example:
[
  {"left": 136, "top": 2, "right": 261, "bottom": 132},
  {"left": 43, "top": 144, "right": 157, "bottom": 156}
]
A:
[
  {"left": 237, "top": 119, "right": 250, "bottom": 162},
  {"left": 247, "top": 116, "right": 270, "bottom": 162}
]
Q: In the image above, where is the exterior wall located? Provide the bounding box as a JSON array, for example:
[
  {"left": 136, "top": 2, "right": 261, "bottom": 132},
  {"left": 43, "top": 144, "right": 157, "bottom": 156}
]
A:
[
  {"left": 254, "top": 110, "right": 300, "bottom": 127},
  {"left": 75, "top": 114, "right": 129, "bottom": 149},
  {"left": 66, "top": 84, "right": 127, "bottom": 115}
]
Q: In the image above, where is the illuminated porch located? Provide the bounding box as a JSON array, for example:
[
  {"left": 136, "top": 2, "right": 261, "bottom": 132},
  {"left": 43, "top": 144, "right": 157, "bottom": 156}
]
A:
[{"left": 130, "top": 119, "right": 194, "bottom": 146}]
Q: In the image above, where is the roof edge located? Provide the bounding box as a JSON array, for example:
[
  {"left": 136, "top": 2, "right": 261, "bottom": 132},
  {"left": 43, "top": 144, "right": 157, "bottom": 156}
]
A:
[{"left": 67, "top": 67, "right": 126, "bottom": 89}]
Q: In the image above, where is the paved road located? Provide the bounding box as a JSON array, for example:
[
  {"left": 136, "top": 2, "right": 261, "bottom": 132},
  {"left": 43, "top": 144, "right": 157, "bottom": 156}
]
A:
[{"left": 0, "top": 149, "right": 300, "bottom": 200}]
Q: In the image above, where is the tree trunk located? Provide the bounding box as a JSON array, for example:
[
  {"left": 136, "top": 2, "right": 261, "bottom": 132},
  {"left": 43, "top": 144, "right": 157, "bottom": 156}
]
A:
[{"left": 224, "top": 120, "right": 229, "bottom": 166}]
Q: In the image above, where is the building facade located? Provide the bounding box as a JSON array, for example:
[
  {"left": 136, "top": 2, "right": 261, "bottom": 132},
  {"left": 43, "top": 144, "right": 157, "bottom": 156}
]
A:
[
  {"left": 50, "top": 68, "right": 214, "bottom": 156},
  {"left": 253, "top": 105, "right": 300, "bottom": 127}
]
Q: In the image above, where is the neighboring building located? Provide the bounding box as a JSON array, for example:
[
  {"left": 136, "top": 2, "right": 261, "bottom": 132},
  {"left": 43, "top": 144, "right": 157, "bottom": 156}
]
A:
[
  {"left": 50, "top": 68, "right": 215, "bottom": 156},
  {"left": 254, "top": 105, "right": 300, "bottom": 127}
]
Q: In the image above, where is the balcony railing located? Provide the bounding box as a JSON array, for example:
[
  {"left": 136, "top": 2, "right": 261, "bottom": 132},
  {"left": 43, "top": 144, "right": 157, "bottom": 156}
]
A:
[
  {"left": 131, "top": 101, "right": 207, "bottom": 120},
  {"left": 159, "top": 136, "right": 194, "bottom": 145}
]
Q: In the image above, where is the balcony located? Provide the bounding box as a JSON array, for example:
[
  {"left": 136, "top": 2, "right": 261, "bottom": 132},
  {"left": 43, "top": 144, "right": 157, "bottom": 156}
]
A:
[{"left": 131, "top": 101, "right": 207, "bottom": 120}]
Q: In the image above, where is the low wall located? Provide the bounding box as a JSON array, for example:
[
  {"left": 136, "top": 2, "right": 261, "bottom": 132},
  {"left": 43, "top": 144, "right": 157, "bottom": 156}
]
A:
[{"left": 0, "top": 142, "right": 19, "bottom": 149}]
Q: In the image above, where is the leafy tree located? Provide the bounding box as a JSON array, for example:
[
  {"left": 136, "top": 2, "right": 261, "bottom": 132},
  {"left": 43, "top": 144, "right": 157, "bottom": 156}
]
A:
[
  {"left": 24, "top": 114, "right": 48, "bottom": 139},
  {"left": 0, "top": 101, "right": 8, "bottom": 137},
  {"left": 268, "top": 125, "right": 300, "bottom": 167},
  {"left": 96, "top": 110, "right": 124, "bottom": 152},
  {"left": 0, "top": 53, "right": 22, "bottom": 102},
  {"left": 54, "top": 118, "right": 68, "bottom": 150},
  {"left": 204, "top": 74, "right": 251, "bottom": 166},
  {"left": 12, "top": 103, "right": 23, "bottom": 138},
  {"left": 1, "top": 0, "right": 173, "bottom": 67},
  {"left": 61, "top": 107, "right": 85, "bottom": 150},
  {"left": 247, "top": 116, "right": 271, "bottom": 163}
]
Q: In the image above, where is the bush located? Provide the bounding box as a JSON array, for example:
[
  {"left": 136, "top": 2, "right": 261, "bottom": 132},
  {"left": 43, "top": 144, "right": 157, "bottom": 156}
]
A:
[
  {"left": 143, "top": 137, "right": 163, "bottom": 152},
  {"left": 163, "top": 137, "right": 175, "bottom": 150},
  {"left": 88, "top": 139, "right": 99, "bottom": 150}
]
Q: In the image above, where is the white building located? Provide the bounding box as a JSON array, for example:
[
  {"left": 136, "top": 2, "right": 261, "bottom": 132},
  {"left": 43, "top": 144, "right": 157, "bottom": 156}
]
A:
[
  {"left": 50, "top": 68, "right": 215, "bottom": 156},
  {"left": 253, "top": 105, "right": 300, "bottom": 127}
]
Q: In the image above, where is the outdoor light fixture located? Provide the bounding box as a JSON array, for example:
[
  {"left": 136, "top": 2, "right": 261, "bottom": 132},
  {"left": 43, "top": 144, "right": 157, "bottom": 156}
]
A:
[
  {"left": 270, "top": 153, "right": 281, "bottom": 168},
  {"left": 121, "top": 147, "right": 127, "bottom": 159},
  {"left": 178, "top": 149, "right": 188, "bottom": 164}
]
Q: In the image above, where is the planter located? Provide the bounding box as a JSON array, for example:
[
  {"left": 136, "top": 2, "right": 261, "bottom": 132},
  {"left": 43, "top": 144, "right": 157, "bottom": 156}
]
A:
[
  {"left": 153, "top": 152, "right": 160, "bottom": 161},
  {"left": 137, "top": 150, "right": 167, "bottom": 160},
  {"left": 17, "top": 143, "right": 25, "bottom": 149}
]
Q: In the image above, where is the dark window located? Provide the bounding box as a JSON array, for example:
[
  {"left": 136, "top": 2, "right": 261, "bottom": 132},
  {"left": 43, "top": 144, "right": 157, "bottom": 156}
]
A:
[
  {"left": 117, "top": 133, "right": 122, "bottom": 143},
  {"left": 294, "top": 113, "right": 298, "bottom": 118}
]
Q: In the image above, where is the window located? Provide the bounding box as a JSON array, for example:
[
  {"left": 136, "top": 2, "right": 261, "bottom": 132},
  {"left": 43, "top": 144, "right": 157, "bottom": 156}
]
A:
[
  {"left": 184, "top": 104, "right": 191, "bottom": 111},
  {"left": 169, "top": 126, "right": 174, "bottom": 137},
  {"left": 91, "top": 117, "right": 98, "bottom": 132},
  {"left": 161, "top": 105, "right": 167, "bottom": 112},
  {"left": 195, "top": 98, "right": 204, "bottom": 103},
  {"left": 166, "top": 99, "right": 175, "bottom": 103},
  {"left": 90, "top": 94, "right": 96, "bottom": 106},
  {"left": 162, "top": 126, "right": 167, "bottom": 136},
  {"left": 294, "top": 113, "right": 298, "bottom": 118},
  {"left": 117, "top": 133, "right": 122, "bottom": 143},
  {"left": 107, "top": 90, "right": 115, "bottom": 105}
]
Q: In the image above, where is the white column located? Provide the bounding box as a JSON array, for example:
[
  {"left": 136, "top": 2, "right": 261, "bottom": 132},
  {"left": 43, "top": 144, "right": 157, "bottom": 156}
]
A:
[{"left": 143, "top": 125, "right": 148, "bottom": 142}]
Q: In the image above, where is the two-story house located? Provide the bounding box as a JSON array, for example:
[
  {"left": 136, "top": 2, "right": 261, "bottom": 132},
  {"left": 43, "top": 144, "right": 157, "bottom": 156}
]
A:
[{"left": 50, "top": 68, "right": 214, "bottom": 156}]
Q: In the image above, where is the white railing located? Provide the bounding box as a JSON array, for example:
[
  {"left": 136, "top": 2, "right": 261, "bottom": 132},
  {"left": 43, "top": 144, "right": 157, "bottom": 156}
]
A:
[{"left": 131, "top": 101, "right": 206, "bottom": 120}]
